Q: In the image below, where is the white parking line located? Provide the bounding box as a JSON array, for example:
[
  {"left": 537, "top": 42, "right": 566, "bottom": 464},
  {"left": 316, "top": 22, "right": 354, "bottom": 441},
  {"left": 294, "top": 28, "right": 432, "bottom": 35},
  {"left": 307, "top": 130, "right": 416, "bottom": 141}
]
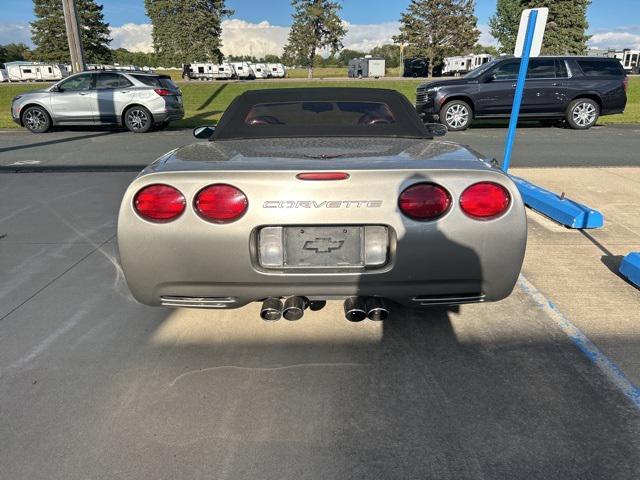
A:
[{"left": 519, "top": 274, "right": 640, "bottom": 409}]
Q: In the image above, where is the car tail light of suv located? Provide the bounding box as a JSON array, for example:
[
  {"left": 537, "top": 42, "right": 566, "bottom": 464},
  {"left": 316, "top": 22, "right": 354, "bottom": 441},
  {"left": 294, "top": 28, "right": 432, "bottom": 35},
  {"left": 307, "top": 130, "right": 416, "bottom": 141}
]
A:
[
  {"left": 134, "top": 184, "right": 186, "bottom": 222},
  {"left": 154, "top": 88, "right": 173, "bottom": 96},
  {"left": 398, "top": 183, "right": 452, "bottom": 220},
  {"left": 195, "top": 184, "right": 248, "bottom": 223},
  {"left": 460, "top": 182, "right": 511, "bottom": 219}
]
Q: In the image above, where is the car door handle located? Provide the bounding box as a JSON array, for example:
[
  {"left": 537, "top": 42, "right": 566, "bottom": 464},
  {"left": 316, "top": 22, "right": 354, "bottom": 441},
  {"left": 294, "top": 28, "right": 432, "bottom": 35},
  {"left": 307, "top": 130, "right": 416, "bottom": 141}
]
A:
[
  {"left": 551, "top": 83, "right": 560, "bottom": 86},
  {"left": 78, "top": 92, "right": 88, "bottom": 96}
]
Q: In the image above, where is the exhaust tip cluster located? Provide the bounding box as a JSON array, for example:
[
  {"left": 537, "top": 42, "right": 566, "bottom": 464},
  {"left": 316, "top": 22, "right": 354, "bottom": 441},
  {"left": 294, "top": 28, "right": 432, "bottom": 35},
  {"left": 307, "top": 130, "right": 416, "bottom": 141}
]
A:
[{"left": 260, "top": 296, "right": 388, "bottom": 322}]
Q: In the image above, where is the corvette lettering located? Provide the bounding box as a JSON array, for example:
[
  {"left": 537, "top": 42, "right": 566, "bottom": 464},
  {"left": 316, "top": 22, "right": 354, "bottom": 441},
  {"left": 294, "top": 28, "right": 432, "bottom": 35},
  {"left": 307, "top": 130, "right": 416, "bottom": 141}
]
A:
[{"left": 263, "top": 200, "right": 383, "bottom": 209}]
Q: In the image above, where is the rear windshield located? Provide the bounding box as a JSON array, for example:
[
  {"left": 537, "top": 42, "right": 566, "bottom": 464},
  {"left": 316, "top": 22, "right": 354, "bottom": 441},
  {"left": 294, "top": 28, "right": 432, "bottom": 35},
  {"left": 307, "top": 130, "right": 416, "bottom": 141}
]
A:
[
  {"left": 213, "top": 88, "right": 429, "bottom": 140},
  {"left": 132, "top": 74, "right": 178, "bottom": 90},
  {"left": 244, "top": 101, "right": 396, "bottom": 127},
  {"left": 577, "top": 60, "right": 624, "bottom": 77}
]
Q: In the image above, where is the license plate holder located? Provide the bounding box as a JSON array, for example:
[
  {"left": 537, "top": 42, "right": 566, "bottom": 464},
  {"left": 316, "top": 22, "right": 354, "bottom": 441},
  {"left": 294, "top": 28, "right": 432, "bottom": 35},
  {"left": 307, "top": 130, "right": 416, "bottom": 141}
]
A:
[{"left": 284, "top": 226, "right": 363, "bottom": 268}]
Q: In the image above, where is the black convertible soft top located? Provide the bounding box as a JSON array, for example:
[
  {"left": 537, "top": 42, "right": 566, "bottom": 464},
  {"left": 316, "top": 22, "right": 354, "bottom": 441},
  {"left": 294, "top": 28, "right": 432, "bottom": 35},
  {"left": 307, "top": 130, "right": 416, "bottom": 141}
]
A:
[{"left": 212, "top": 88, "right": 431, "bottom": 140}]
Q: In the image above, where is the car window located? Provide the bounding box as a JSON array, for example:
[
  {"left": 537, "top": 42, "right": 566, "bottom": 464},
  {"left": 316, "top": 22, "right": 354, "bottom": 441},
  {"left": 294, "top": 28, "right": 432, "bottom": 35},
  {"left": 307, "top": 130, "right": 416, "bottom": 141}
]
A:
[
  {"left": 244, "top": 101, "right": 396, "bottom": 127},
  {"left": 556, "top": 60, "right": 569, "bottom": 78},
  {"left": 132, "top": 74, "right": 178, "bottom": 90},
  {"left": 96, "top": 73, "right": 133, "bottom": 89},
  {"left": 493, "top": 60, "right": 520, "bottom": 80},
  {"left": 527, "top": 59, "right": 556, "bottom": 79},
  {"left": 60, "top": 73, "right": 94, "bottom": 91},
  {"left": 577, "top": 60, "right": 624, "bottom": 77}
]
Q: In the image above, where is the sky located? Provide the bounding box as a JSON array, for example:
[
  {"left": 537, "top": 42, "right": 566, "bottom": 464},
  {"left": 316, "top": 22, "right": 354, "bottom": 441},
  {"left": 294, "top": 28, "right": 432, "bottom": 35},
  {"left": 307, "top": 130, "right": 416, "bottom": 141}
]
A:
[{"left": 1, "top": 0, "right": 639, "bottom": 56}]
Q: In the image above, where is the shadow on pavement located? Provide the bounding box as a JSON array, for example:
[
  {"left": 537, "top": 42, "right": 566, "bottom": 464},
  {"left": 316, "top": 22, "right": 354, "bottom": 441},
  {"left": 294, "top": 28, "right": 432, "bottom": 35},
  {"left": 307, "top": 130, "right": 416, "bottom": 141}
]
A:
[{"left": 0, "top": 130, "right": 118, "bottom": 154}]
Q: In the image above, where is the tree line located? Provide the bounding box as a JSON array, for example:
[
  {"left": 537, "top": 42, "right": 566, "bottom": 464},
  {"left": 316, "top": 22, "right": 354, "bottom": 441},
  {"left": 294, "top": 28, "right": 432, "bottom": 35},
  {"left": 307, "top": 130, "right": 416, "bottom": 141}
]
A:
[{"left": 21, "top": 0, "right": 590, "bottom": 76}]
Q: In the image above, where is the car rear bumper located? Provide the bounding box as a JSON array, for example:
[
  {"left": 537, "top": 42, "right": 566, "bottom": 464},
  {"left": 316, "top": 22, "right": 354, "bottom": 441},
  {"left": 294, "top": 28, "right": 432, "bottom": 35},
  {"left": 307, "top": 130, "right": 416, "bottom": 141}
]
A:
[{"left": 117, "top": 168, "right": 527, "bottom": 309}]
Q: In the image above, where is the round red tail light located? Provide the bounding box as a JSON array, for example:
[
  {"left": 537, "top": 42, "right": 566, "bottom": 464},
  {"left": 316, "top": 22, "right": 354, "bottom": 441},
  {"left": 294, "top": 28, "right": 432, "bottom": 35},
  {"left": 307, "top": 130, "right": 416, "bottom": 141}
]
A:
[
  {"left": 134, "top": 184, "right": 185, "bottom": 222},
  {"left": 460, "top": 182, "right": 511, "bottom": 219},
  {"left": 398, "top": 183, "right": 451, "bottom": 220},
  {"left": 195, "top": 184, "right": 248, "bottom": 223}
]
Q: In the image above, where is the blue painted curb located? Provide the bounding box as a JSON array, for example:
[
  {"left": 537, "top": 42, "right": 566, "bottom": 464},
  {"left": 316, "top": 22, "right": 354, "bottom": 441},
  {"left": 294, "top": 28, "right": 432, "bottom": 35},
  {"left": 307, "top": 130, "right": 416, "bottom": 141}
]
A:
[
  {"left": 509, "top": 175, "right": 604, "bottom": 229},
  {"left": 620, "top": 252, "right": 640, "bottom": 287}
]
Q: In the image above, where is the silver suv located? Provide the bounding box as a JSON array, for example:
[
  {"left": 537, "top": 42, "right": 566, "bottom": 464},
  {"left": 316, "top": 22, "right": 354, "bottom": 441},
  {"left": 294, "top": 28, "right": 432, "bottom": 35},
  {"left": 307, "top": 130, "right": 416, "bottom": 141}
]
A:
[{"left": 11, "top": 70, "right": 184, "bottom": 133}]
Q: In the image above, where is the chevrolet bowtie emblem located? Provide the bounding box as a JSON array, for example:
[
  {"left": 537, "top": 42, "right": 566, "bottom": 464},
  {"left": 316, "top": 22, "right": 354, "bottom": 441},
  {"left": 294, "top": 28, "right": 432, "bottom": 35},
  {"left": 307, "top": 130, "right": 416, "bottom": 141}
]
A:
[{"left": 303, "top": 237, "right": 344, "bottom": 253}]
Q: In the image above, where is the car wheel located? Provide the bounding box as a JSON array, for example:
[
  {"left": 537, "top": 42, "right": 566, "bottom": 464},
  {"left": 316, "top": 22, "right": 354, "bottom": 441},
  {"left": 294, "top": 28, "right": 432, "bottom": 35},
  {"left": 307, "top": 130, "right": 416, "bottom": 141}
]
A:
[
  {"left": 124, "top": 106, "right": 153, "bottom": 133},
  {"left": 440, "top": 100, "right": 473, "bottom": 131},
  {"left": 22, "top": 106, "right": 51, "bottom": 133},
  {"left": 566, "top": 98, "right": 599, "bottom": 130}
]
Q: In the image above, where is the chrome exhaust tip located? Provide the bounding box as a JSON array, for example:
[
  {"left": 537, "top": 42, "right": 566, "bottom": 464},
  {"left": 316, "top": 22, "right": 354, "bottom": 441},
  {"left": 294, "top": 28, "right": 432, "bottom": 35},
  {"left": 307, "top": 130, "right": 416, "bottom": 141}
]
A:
[
  {"left": 366, "top": 297, "right": 388, "bottom": 321},
  {"left": 260, "top": 297, "right": 283, "bottom": 321},
  {"left": 344, "top": 297, "right": 367, "bottom": 322},
  {"left": 283, "top": 296, "right": 307, "bottom": 321}
]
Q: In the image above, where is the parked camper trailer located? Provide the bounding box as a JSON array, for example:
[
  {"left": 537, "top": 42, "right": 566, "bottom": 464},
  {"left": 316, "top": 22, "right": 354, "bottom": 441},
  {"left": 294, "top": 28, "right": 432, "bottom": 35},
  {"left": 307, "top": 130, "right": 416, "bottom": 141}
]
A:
[
  {"left": 442, "top": 54, "right": 492, "bottom": 76},
  {"left": 230, "top": 62, "right": 253, "bottom": 79},
  {"left": 348, "top": 56, "right": 386, "bottom": 78},
  {"left": 621, "top": 50, "right": 640, "bottom": 73},
  {"left": 5, "top": 62, "right": 68, "bottom": 82},
  {"left": 250, "top": 63, "right": 270, "bottom": 79},
  {"left": 182, "top": 63, "right": 234, "bottom": 80},
  {"left": 267, "top": 63, "right": 286, "bottom": 78},
  {"left": 0, "top": 67, "right": 8, "bottom": 82}
]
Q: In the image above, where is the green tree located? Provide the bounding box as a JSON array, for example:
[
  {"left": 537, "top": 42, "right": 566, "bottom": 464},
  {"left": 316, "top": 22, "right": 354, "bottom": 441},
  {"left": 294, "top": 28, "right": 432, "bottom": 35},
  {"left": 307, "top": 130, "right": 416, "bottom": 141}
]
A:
[
  {"left": 522, "top": 0, "right": 590, "bottom": 54},
  {"left": 31, "top": 0, "right": 112, "bottom": 63},
  {"left": 394, "top": 0, "right": 480, "bottom": 76},
  {"left": 0, "top": 43, "right": 33, "bottom": 62},
  {"left": 336, "top": 48, "right": 366, "bottom": 67},
  {"left": 282, "top": 0, "right": 347, "bottom": 78},
  {"left": 490, "top": 0, "right": 591, "bottom": 55},
  {"left": 489, "top": 0, "right": 521, "bottom": 54},
  {"left": 472, "top": 44, "right": 499, "bottom": 56},
  {"left": 145, "top": 0, "right": 233, "bottom": 66},
  {"left": 370, "top": 44, "right": 401, "bottom": 68}
]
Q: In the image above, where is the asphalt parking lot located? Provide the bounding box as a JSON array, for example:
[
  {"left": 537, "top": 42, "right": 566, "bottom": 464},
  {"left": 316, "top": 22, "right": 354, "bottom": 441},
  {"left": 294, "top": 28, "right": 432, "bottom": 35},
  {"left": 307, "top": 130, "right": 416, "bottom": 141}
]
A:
[
  {"left": 2, "top": 123, "right": 640, "bottom": 169},
  {"left": 1, "top": 128, "right": 639, "bottom": 478}
]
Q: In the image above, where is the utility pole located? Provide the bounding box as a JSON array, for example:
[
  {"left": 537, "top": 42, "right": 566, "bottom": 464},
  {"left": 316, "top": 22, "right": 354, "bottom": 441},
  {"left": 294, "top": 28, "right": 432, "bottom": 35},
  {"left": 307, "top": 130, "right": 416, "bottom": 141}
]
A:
[{"left": 62, "top": 0, "right": 86, "bottom": 72}]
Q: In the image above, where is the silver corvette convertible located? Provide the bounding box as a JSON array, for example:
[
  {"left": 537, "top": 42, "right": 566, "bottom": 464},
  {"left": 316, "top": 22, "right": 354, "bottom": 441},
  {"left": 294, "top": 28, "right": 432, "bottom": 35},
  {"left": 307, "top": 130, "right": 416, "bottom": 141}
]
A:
[{"left": 118, "top": 88, "right": 527, "bottom": 321}]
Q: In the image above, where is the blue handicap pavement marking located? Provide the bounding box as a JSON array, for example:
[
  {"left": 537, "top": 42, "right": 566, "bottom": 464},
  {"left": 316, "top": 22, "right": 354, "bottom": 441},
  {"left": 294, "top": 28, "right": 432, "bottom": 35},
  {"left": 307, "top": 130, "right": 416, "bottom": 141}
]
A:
[
  {"left": 620, "top": 252, "right": 640, "bottom": 287},
  {"left": 509, "top": 175, "right": 604, "bottom": 229}
]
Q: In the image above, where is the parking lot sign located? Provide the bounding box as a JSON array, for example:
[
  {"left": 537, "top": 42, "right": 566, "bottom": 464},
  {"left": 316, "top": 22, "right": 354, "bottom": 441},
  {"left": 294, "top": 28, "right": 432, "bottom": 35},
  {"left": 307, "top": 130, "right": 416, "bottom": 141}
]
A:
[
  {"left": 514, "top": 8, "right": 548, "bottom": 58},
  {"left": 503, "top": 8, "right": 549, "bottom": 171}
]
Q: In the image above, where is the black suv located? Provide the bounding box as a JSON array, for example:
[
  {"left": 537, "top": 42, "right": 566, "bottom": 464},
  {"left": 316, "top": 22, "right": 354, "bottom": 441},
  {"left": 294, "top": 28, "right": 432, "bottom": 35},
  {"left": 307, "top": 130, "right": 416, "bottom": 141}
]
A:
[{"left": 416, "top": 56, "right": 628, "bottom": 131}]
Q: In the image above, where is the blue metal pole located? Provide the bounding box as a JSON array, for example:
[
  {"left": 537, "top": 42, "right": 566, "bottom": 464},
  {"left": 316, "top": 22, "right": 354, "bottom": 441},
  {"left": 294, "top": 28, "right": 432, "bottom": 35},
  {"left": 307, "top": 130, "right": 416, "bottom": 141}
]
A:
[{"left": 502, "top": 10, "right": 538, "bottom": 172}]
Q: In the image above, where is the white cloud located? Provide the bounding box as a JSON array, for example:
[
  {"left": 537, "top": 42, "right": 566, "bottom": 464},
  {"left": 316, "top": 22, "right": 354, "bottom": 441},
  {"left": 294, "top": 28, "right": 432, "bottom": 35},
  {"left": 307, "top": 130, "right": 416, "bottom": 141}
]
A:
[
  {"left": 221, "top": 19, "right": 289, "bottom": 57},
  {"left": 341, "top": 21, "right": 399, "bottom": 52},
  {"left": 0, "top": 22, "right": 32, "bottom": 46},
  {"left": 588, "top": 27, "right": 640, "bottom": 50},
  {"left": 478, "top": 23, "right": 498, "bottom": 47},
  {"left": 110, "top": 23, "right": 154, "bottom": 53}
]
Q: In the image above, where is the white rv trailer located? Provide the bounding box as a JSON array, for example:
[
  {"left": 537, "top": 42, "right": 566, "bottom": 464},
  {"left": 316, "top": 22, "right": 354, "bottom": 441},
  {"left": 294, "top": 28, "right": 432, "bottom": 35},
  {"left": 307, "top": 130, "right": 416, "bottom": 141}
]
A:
[
  {"left": 267, "top": 63, "right": 286, "bottom": 78},
  {"left": 347, "top": 56, "right": 386, "bottom": 78},
  {"left": 443, "top": 54, "right": 493, "bottom": 76},
  {"left": 621, "top": 49, "right": 640, "bottom": 73},
  {"left": 183, "top": 63, "right": 234, "bottom": 80},
  {"left": 250, "top": 63, "right": 270, "bottom": 79},
  {"left": 5, "top": 62, "right": 68, "bottom": 82},
  {"left": 230, "top": 62, "right": 252, "bottom": 79},
  {"left": 0, "top": 67, "right": 8, "bottom": 82}
]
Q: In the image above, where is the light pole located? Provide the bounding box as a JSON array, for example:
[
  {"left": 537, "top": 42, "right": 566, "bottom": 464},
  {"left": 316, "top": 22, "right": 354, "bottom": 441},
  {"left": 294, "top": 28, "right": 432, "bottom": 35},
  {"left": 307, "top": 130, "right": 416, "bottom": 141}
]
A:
[{"left": 62, "top": 0, "right": 86, "bottom": 72}]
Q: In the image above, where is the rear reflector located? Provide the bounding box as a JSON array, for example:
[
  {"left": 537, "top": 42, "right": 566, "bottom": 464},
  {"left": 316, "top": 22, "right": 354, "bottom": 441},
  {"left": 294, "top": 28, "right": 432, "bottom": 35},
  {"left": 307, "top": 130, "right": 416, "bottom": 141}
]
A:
[
  {"left": 623, "top": 77, "right": 628, "bottom": 92},
  {"left": 154, "top": 88, "right": 172, "bottom": 96},
  {"left": 296, "top": 172, "right": 349, "bottom": 181},
  {"left": 460, "top": 182, "right": 511, "bottom": 219},
  {"left": 195, "top": 184, "right": 248, "bottom": 223},
  {"left": 134, "top": 184, "right": 185, "bottom": 222},
  {"left": 398, "top": 183, "right": 451, "bottom": 220}
]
